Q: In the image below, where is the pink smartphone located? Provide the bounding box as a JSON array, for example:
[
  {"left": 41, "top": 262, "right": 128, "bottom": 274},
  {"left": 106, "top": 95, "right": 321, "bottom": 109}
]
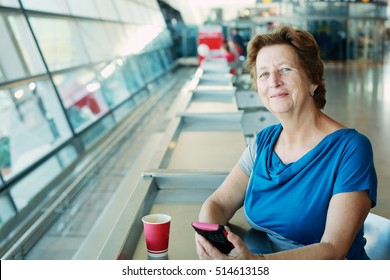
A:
[{"left": 192, "top": 221, "right": 234, "bottom": 254}]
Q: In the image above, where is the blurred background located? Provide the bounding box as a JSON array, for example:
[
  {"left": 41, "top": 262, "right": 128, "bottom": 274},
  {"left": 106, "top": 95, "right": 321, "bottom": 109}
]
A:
[{"left": 0, "top": 0, "right": 389, "bottom": 260}]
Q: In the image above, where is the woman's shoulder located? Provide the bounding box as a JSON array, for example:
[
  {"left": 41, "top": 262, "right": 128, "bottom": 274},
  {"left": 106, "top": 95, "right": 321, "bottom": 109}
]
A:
[
  {"left": 327, "top": 128, "right": 374, "bottom": 160},
  {"left": 256, "top": 124, "right": 282, "bottom": 138},
  {"left": 255, "top": 124, "right": 282, "bottom": 146},
  {"left": 331, "top": 128, "right": 371, "bottom": 145}
]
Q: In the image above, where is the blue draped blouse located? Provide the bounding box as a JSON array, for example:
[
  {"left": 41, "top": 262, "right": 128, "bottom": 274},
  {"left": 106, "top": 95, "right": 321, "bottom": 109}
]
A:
[{"left": 240, "top": 124, "right": 377, "bottom": 259}]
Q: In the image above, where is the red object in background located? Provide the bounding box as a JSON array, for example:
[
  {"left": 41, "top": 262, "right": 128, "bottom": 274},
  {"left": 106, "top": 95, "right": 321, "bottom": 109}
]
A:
[
  {"left": 225, "top": 51, "right": 237, "bottom": 74},
  {"left": 225, "top": 51, "right": 235, "bottom": 63},
  {"left": 198, "top": 25, "right": 223, "bottom": 64},
  {"left": 74, "top": 93, "right": 100, "bottom": 114}
]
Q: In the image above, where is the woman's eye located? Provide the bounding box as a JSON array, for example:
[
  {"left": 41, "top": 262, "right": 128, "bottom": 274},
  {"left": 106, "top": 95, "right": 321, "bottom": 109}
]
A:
[
  {"left": 259, "top": 72, "right": 269, "bottom": 79},
  {"left": 280, "top": 68, "right": 291, "bottom": 73}
]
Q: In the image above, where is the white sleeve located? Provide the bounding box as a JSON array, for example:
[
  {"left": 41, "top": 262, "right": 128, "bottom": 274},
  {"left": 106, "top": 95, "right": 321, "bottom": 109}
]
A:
[{"left": 239, "top": 138, "right": 257, "bottom": 176}]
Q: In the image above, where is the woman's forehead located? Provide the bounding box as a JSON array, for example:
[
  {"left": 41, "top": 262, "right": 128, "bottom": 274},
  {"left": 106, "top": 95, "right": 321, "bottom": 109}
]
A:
[{"left": 256, "top": 45, "right": 299, "bottom": 68}]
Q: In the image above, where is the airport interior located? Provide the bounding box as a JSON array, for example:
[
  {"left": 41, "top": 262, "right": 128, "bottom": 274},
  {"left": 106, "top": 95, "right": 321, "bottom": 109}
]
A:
[{"left": 0, "top": 0, "right": 389, "bottom": 260}]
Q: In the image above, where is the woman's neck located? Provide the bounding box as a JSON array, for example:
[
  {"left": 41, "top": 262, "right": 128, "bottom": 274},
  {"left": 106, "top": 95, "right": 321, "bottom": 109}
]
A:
[{"left": 274, "top": 110, "right": 345, "bottom": 164}]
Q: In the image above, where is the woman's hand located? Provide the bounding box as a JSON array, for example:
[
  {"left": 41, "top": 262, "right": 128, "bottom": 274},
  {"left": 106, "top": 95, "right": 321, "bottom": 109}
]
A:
[{"left": 195, "top": 227, "right": 260, "bottom": 260}]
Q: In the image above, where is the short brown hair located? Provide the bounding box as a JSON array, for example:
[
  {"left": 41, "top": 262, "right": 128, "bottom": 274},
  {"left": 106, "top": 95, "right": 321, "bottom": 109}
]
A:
[{"left": 246, "top": 26, "right": 326, "bottom": 109}]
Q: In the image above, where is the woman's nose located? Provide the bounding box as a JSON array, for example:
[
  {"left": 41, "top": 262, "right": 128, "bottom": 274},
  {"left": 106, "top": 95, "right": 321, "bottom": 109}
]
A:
[{"left": 269, "top": 72, "right": 282, "bottom": 88}]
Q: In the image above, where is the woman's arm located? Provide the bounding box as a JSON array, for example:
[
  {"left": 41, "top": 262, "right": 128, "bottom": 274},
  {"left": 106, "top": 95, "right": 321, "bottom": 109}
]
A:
[
  {"left": 195, "top": 162, "right": 250, "bottom": 259},
  {"left": 255, "top": 190, "right": 371, "bottom": 260},
  {"left": 198, "top": 162, "right": 250, "bottom": 225},
  {"left": 197, "top": 190, "right": 371, "bottom": 260}
]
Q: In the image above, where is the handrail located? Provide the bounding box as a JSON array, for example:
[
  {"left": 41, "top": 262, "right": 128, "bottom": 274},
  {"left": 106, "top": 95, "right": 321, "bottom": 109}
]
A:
[{"left": 142, "top": 169, "right": 230, "bottom": 178}]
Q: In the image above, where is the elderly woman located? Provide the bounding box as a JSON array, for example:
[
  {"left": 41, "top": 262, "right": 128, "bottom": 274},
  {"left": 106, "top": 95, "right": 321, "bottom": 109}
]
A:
[{"left": 195, "top": 26, "right": 377, "bottom": 260}]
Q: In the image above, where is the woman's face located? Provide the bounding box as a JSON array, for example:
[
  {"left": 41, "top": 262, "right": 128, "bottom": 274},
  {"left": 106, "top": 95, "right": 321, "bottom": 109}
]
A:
[{"left": 255, "top": 44, "right": 317, "bottom": 116}]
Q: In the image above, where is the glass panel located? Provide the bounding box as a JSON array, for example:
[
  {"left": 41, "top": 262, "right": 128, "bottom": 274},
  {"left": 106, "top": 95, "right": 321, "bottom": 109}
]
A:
[
  {"left": 81, "top": 115, "right": 114, "bottom": 149},
  {"left": 66, "top": 0, "right": 99, "bottom": 18},
  {"left": 120, "top": 24, "right": 165, "bottom": 55},
  {"left": 166, "top": 48, "right": 176, "bottom": 65},
  {"left": 159, "top": 49, "right": 171, "bottom": 70},
  {"left": 135, "top": 54, "right": 150, "bottom": 83},
  {"left": 151, "top": 5, "right": 166, "bottom": 26},
  {"left": 0, "top": 193, "right": 15, "bottom": 227},
  {"left": 28, "top": 16, "right": 90, "bottom": 71},
  {"left": 350, "top": 3, "right": 378, "bottom": 17},
  {"left": 112, "top": 99, "right": 136, "bottom": 123},
  {"left": 104, "top": 22, "right": 127, "bottom": 57},
  {"left": 122, "top": 56, "right": 145, "bottom": 93},
  {"left": 131, "top": 2, "right": 144, "bottom": 24},
  {"left": 152, "top": 51, "right": 164, "bottom": 75},
  {"left": 148, "top": 0, "right": 159, "bottom": 9},
  {"left": 10, "top": 160, "right": 60, "bottom": 210},
  {"left": 0, "top": 0, "right": 19, "bottom": 8},
  {"left": 53, "top": 68, "right": 110, "bottom": 132},
  {"left": 10, "top": 144, "right": 78, "bottom": 210},
  {"left": 141, "top": 5, "right": 151, "bottom": 24},
  {"left": 0, "top": 79, "right": 73, "bottom": 180},
  {"left": 113, "top": 0, "right": 133, "bottom": 23},
  {"left": 76, "top": 20, "right": 113, "bottom": 63},
  {"left": 57, "top": 143, "right": 78, "bottom": 169},
  {"left": 0, "top": 13, "right": 46, "bottom": 83},
  {"left": 136, "top": 52, "right": 164, "bottom": 83},
  {"left": 348, "top": 19, "right": 385, "bottom": 62},
  {"left": 21, "top": 0, "right": 70, "bottom": 14},
  {"left": 309, "top": 20, "right": 347, "bottom": 61},
  {"left": 94, "top": 0, "right": 119, "bottom": 21},
  {"left": 181, "top": 25, "right": 198, "bottom": 57},
  {"left": 96, "top": 59, "right": 131, "bottom": 108},
  {"left": 304, "top": 3, "right": 349, "bottom": 17},
  {"left": 150, "top": 27, "right": 168, "bottom": 52},
  {"left": 120, "top": 25, "right": 138, "bottom": 56},
  {"left": 131, "top": 88, "right": 149, "bottom": 105},
  {"left": 0, "top": 65, "right": 3, "bottom": 81},
  {"left": 0, "top": 135, "right": 11, "bottom": 177}
]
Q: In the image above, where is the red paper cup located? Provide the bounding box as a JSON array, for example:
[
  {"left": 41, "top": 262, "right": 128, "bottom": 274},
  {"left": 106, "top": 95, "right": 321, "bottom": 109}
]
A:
[{"left": 142, "top": 214, "right": 171, "bottom": 257}]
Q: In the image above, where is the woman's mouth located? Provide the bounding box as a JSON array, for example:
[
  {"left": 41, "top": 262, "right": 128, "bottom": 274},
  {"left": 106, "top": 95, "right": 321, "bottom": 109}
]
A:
[{"left": 270, "top": 92, "right": 288, "bottom": 98}]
